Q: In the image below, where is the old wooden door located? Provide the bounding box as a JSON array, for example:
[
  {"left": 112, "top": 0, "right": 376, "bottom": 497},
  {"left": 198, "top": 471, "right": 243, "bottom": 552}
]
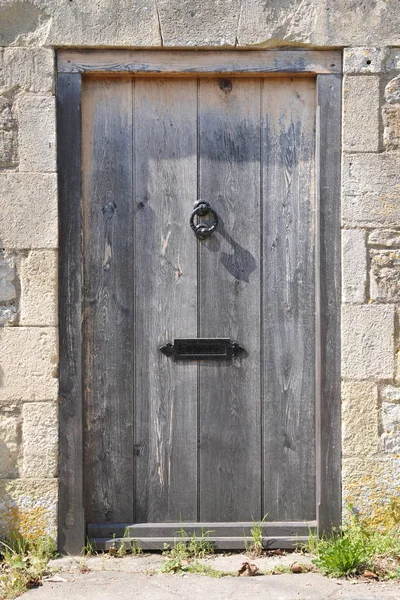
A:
[{"left": 75, "top": 70, "right": 329, "bottom": 549}]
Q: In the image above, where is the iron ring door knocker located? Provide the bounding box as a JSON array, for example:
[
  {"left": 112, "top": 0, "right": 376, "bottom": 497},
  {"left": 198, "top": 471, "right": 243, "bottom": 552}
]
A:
[{"left": 190, "top": 201, "right": 218, "bottom": 240}]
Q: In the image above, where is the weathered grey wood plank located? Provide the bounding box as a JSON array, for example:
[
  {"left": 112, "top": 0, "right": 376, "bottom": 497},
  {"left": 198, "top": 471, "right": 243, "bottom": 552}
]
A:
[
  {"left": 198, "top": 77, "right": 262, "bottom": 521},
  {"left": 133, "top": 78, "right": 198, "bottom": 522},
  {"left": 58, "top": 49, "right": 342, "bottom": 75},
  {"left": 82, "top": 78, "right": 134, "bottom": 523},
  {"left": 57, "top": 72, "right": 85, "bottom": 555},
  {"left": 262, "top": 77, "right": 316, "bottom": 521},
  {"left": 316, "top": 74, "right": 342, "bottom": 534}
]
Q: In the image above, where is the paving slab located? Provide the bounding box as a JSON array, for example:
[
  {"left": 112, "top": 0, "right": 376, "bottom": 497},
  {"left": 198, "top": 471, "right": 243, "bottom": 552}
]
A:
[
  {"left": 48, "top": 553, "right": 165, "bottom": 573},
  {"left": 20, "top": 569, "right": 400, "bottom": 600},
  {"left": 19, "top": 554, "right": 400, "bottom": 600}
]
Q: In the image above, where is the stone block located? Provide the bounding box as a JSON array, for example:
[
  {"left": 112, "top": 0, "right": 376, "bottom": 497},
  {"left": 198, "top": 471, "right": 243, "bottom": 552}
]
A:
[
  {"left": 381, "top": 385, "right": 400, "bottom": 403},
  {"left": 0, "top": 97, "right": 15, "bottom": 128},
  {"left": 397, "top": 352, "right": 400, "bottom": 384},
  {"left": 382, "top": 105, "right": 400, "bottom": 150},
  {"left": 0, "top": 406, "right": 21, "bottom": 478},
  {"left": 0, "top": 328, "right": 58, "bottom": 402},
  {"left": 0, "top": 306, "right": 17, "bottom": 326},
  {"left": 0, "top": 253, "right": 17, "bottom": 326},
  {"left": 157, "top": 0, "right": 241, "bottom": 46},
  {"left": 0, "top": 2, "right": 51, "bottom": 46},
  {"left": 343, "top": 47, "right": 387, "bottom": 74},
  {"left": 236, "top": 4, "right": 400, "bottom": 47},
  {"left": 0, "top": 96, "right": 18, "bottom": 167},
  {"left": 47, "top": 0, "right": 161, "bottom": 46},
  {"left": 342, "top": 305, "right": 394, "bottom": 380},
  {"left": 0, "top": 255, "right": 16, "bottom": 303},
  {"left": 342, "top": 381, "right": 378, "bottom": 456},
  {"left": 381, "top": 432, "right": 400, "bottom": 453},
  {"left": 20, "top": 251, "right": 57, "bottom": 326},
  {"left": 342, "top": 76, "right": 380, "bottom": 152},
  {"left": 17, "top": 95, "right": 56, "bottom": 172},
  {"left": 370, "top": 249, "right": 400, "bottom": 302},
  {"left": 0, "top": 130, "right": 17, "bottom": 167},
  {"left": 342, "top": 154, "right": 400, "bottom": 228},
  {"left": 385, "top": 75, "right": 400, "bottom": 104},
  {"left": 1, "top": 48, "right": 53, "bottom": 94},
  {"left": 382, "top": 401, "right": 400, "bottom": 432},
  {"left": 0, "top": 479, "right": 57, "bottom": 540},
  {"left": 342, "top": 229, "right": 366, "bottom": 303},
  {"left": 381, "top": 400, "right": 400, "bottom": 454},
  {"left": 343, "top": 457, "right": 400, "bottom": 526},
  {"left": 0, "top": 174, "right": 57, "bottom": 249},
  {"left": 22, "top": 402, "right": 58, "bottom": 478},
  {"left": 368, "top": 229, "right": 400, "bottom": 247},
  {"left": 385, "top": 49, "right": 400, "bottom": 72}
]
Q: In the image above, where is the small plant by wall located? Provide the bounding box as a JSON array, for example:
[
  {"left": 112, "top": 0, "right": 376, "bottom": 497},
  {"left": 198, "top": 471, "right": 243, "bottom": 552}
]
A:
[
  {"left": 307, "top": 505, "right": 400, "bottom": 579},
  {"left": 0, "top": 532, "right": 56, "bottom": 599}
]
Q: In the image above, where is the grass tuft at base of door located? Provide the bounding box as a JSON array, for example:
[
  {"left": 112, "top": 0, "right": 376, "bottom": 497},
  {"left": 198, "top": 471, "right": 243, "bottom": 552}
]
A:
[{"left": 306, "top": 506, "right": 400, "bottom": 578}]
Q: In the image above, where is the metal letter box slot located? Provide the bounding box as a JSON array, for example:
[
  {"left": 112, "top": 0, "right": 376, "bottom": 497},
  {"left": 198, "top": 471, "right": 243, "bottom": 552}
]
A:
[{"left": 159, "top": 338, "right": 245, "bottom": 360}]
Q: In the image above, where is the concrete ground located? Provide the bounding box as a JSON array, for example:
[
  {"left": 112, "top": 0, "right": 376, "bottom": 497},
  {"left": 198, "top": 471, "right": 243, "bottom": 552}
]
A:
[{"left": 21, "top": 553, "right": 400, "bottom": 600}]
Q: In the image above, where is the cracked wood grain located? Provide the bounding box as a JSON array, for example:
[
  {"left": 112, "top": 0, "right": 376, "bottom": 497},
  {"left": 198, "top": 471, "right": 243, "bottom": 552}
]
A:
[
  {"left": 82, "top": 77, "right": 135, "bottom": 523},
  {"left": 133, "top": 78, "right": 198, "bottom": 522}
]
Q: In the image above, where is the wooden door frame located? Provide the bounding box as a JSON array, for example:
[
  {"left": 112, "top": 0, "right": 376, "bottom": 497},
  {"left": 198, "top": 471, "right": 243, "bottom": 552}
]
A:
[{"left": 56, "top": 49, "right": 342, "bottom": 555}]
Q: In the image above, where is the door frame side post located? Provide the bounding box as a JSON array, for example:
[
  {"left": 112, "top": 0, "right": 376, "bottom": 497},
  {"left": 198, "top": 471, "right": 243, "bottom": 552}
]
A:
[
  {"left": 57, "top": 72, "right": 85, "bottom": 555},
  {"left": 315, "top": 73, "right": 342, "bottom": 535}
]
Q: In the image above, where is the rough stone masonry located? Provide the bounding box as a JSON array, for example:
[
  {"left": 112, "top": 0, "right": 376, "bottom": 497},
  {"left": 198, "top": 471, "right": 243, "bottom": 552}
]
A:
[{"left": 0, "top": 0, "right": 399, "bottom": 543}]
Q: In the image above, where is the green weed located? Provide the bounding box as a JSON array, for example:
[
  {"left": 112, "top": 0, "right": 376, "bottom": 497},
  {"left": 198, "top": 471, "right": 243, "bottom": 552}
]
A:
[
  {"left": 116, "top": 542, "right": 127, "bottom": 558},
  {"left": 0, "top": 533, "right": 56, "bottom": 599},
  {"left": 161, "top": 527, "right": 215, "bottom": 575},
  {"left": 310, "top": 533, "right": 369, "bottom": 577},
  {"left": 306, "top": 512, "right": 400, "bottom": 578},
  {"left": 264, "top": 563, "right": 291, "bottom": 575},
  {"left": 246, "top": 514, "right": 268, "bottom": 557},
  {"left": 161, "top": 557, "right": 189, "bottom": 574},
  {"left": 130, "top": 539, "right": 143, "bottom": 556},
  {"left": 161, "top": 558, "right": 229, "bottom": 577},
  {"left": 115, "top": 528, "right": 130, "bottom": 558},
  {"left": 107, "top": 528, "right": 142, "bottom": 558},
  {"left": 186, "top": 561, "right": 230, "bottom": 578},
  {"left": 163, "top": 526, "right": 214, "bottom": 560},
  {"left": 83, "top": 537, "right": 97, "bottom": 557}
]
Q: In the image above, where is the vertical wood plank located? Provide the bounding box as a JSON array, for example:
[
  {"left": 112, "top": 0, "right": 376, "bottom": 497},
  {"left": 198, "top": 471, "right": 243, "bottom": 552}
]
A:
[
  {"left": 57, "top": 73, "right": 85, "bottom": 554},
  {"left": 262, "top": 77, "right": 317, "bottom": 521},
  {"left": 198, "top": 78, "right": 262, "bottom": 522},
  {"left": 82, "top": 78, "right": 134, "bottom": 523},
  {"left": 134, "top": 78, "right": 198, "bottom": 522},
  {"left": 316, "top": 74, "right": 342, "bottom": 534}
]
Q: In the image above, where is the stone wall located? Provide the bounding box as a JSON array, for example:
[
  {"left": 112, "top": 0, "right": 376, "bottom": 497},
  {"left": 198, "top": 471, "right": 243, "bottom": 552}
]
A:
[
  {"left": 0, "top": 43, "right": 58, "bottom": 539},
  {"left": 341, "top": 48, "right": 400, "bottom": 524},
  {"left": 0, "top": 0, "right": 399, "bottom": 545}
]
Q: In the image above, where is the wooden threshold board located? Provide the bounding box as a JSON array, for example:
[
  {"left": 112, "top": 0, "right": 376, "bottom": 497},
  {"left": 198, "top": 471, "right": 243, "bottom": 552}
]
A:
[
  {"left": 88, "top": 521, "right": 316, "bottom": 551},
  {"left": 91, "top": 536, "right": 309, "bottom": 551}
]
